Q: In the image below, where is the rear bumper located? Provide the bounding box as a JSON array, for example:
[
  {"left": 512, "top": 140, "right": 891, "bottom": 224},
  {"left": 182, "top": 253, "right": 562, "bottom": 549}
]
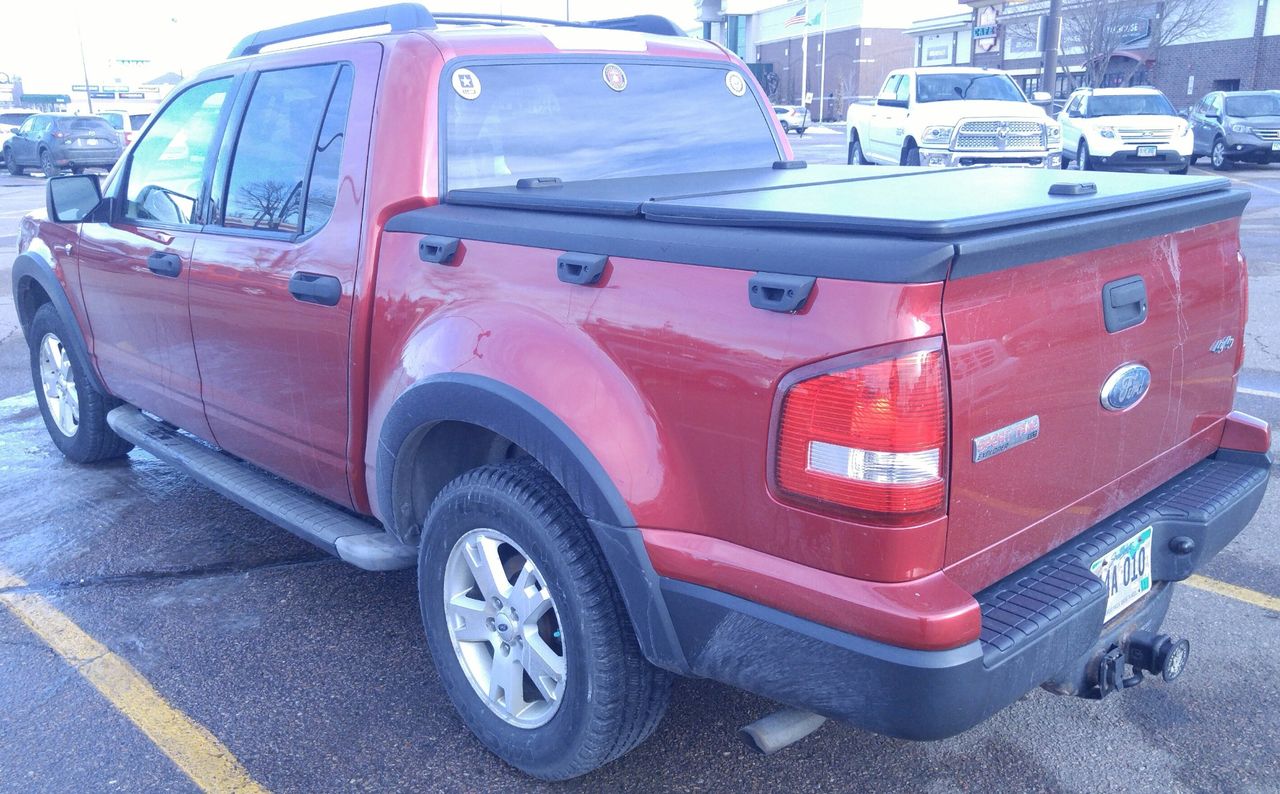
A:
[
  {"left": 51, "top": 149, "right": 121, "bottom": 166},
  {"left": 632, "top": 447, "right": 1269, "bottom": 739}
]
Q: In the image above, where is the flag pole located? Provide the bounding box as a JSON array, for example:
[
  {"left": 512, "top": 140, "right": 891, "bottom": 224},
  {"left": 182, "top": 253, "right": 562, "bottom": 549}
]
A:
[
  {"left": 817, "top": 0, "right": 829, "bottom": 123},
  {"left": 800, "top": 6, "right": 809, "bottom": 113}
]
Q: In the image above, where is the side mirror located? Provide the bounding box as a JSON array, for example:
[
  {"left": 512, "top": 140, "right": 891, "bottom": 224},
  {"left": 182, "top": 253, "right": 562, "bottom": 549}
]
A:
[
  {"left": 1209, "top": 112, "right": 1222, "bottom": 122},
  {"left": 1032, "top": 91, "right": 1052, "bottom": 103},
  {"left": 46, "top": 174, "right": 103, "bottom": 223}
]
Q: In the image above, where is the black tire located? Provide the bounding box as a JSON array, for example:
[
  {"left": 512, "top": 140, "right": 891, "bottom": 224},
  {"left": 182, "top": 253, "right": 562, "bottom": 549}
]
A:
[
  {"left": 418, "top": 461, "right": 671, "bottom": 780},
  {"left": 904, "top": 144, "right": 921, "bottom": 166},
  {"left": 1077, "top": 140, "right": 1093, "bottom": 171},
  {"left": 780, "top": 120, "right": 790, "bottom": 133},
  {"left": 1188, "top": 154, "right": 1200, "bottom": 167},
  {"left": 1211, "top": 138, "right": 1232, "bottom": 171},
  {"left": 1172, "top": 165, "right": 1190, "bottom": 175},
  {"left": 848, "top": 134, "right": 871, "bottom": 165},
  {"left": 28, "top": 303, "right": 132, "bottom": 463},
  {"left": 39, "top": 148, "right": 60, "bottom": 178},
  {"left": 71, "top": 166, "right": 84, "bottom": 175},
  {"left": 4, "top": 148, "right": 21, "bottom": 176},
  {"left": 796, "top": 127, "right": 806, "bottom": 137}
]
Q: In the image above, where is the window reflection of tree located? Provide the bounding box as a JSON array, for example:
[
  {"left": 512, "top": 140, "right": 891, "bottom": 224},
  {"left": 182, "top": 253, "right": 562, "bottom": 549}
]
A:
[{"left": 233, "top": 178, "right": 302, "bottom": 232}]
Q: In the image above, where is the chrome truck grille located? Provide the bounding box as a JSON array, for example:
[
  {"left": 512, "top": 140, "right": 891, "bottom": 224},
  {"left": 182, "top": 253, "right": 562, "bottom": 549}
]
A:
[
  {"left": 953, "top": 119, "right": 1046, "bottom": 151},
  {"left": 1118, "top": 128, "right": 1174, "bottom": 145}
]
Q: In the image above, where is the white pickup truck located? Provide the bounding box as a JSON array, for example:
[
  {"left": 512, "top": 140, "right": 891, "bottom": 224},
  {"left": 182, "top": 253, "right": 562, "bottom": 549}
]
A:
[{"left": 847, "top": 67, "right": 1062, "bottom": 168}]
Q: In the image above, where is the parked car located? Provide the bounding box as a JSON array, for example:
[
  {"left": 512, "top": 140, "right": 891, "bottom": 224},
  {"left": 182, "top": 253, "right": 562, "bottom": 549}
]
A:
[
  {"left": 1058, "top": 87, "right": 1192, "bottom": 173},
  {"left": 3, "top": 113, "right": 123, "bottom": 177},
  {"left": 846, "top": 66, "right": 1062, "bottom": 168},
  {"left": 14, "top": 5, "right": 1271, "bottom": 782},
  {"left": 772, "top": 105, "right": 809, "bottom": 135},
  {"left": 97, "top": 109, "right": 152, "bottom": 148},
  {"left": 0, "top": 110, "right": 37, "bottom": 167},
  {"left": 1188, "top": 90, "right": 1280, "bottom": 170}
]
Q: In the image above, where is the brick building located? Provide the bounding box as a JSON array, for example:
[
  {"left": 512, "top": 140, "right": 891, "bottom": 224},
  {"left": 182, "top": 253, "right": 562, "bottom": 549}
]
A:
[
  {"left": 700, "top": 1, "right": 965, "bottom": 120},
  {"left": 907, "top": 0, "right": 1280, "bottom": 108}
]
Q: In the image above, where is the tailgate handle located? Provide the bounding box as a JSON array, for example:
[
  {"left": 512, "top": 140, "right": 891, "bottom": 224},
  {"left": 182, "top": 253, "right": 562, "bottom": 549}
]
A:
[
  {"left": 557, "top": 253, "right": 607, "bottom": 286},
  {"left": 288, "top": 272, "right": 342, "bottom": 307},
  {"left": 418, "top": 235, "right": 459, "bottom": 264},
  {"left": 1102, "top": 275, "right": 1148, "bottom": 333},
  {"left": 146, "top": 251, "right": 182, "bottom": 278},
  {"left": 749, "top": 273, "right": 815, "bottom": 313}
]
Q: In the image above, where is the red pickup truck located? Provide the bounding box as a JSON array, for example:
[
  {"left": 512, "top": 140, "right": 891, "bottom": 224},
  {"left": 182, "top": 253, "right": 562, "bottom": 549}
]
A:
[{"left": 12, "top": 5, "right": 1272, "bottom": 781}]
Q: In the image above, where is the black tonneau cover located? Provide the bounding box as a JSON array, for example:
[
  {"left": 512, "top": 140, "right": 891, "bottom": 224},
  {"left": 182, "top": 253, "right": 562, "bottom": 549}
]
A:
[
  {"left": 384, "top": 165, "right": 1249, "bottom": 283},
  {"left": 445, "top": 165, "right": 1233, "bottom": 238}
]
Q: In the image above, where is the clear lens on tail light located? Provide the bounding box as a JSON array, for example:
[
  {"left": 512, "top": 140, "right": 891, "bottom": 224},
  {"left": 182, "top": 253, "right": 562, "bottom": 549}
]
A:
[{"left": 775, "top": 341, "right": 948, "bottom": 522}]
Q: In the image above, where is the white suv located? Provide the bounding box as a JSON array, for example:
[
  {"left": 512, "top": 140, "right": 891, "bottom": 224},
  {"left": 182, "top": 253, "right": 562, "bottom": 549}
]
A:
[{"left": 1058, "top": 87, "right": 1192, "bottom": 174}]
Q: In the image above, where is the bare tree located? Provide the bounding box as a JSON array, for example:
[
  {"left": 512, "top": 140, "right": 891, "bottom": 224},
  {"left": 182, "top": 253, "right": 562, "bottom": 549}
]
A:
[{"left": 1061, "top": 0, "right": 1225, "bottom": 89}]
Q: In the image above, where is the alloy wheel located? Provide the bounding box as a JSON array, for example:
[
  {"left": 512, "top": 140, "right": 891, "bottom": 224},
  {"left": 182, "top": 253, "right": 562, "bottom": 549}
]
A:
[
  {"left": 443, "top": 528, "right": 567, "bottom": 729},
  {"left": 38, "top": 332, "right": 79, "bottom": 437}
]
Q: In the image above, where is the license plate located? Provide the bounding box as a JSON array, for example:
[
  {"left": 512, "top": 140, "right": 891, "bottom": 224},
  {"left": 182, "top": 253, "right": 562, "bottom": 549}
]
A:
[
  {"left": 1136, "top": 145, "right": 1157, "bottom": 157},
  {"left": 1271, "top": 142, "right": 1280, "bottom": 151},
  {"left": 86, "top": 138, "right": 97, "bottom": 146},
  {"left": 1090, "top": 526, "right": 1153, "bottom": 622}
]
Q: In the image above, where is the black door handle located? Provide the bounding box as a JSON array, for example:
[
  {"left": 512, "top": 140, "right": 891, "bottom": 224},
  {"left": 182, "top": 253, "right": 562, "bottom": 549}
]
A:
[
  {"left": 288, "top": 272, "right": 342, "bottom": 306},
  {"left": 146, "top": 251, "right": 182, "bottom": 278}
]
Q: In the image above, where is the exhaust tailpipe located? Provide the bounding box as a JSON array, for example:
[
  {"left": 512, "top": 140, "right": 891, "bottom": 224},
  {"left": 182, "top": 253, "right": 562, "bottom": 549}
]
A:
[{"left": 738, "top": 708, "right": 828, "bottom": 755}]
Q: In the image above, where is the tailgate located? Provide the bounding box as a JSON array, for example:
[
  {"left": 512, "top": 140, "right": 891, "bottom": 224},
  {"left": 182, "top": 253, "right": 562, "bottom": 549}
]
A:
[{"left": 941, "top": 214, "right": 1247, "bottom": 589}]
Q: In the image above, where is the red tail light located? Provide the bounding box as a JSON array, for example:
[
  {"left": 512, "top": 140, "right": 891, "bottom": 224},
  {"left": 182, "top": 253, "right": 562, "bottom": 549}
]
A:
[{"left": 774, "top": 339, "right": 948, "bottom": 524}]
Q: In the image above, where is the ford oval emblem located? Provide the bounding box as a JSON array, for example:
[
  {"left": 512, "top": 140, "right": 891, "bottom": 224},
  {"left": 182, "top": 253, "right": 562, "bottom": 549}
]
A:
[{"left": 1100, "top": 364, "right": 1151, "bottom": 411}]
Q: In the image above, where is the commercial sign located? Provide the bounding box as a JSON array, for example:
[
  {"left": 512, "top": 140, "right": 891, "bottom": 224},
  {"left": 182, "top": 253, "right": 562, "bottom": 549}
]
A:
[
  {"left": 973, "top": 5, "right": 999, "bottom": 54},
  {"left": 72, "top": 84, "right": 101, "bottom": 92},
  {"left": 117, "top": 92, "right": 147, "bottom": 99}
]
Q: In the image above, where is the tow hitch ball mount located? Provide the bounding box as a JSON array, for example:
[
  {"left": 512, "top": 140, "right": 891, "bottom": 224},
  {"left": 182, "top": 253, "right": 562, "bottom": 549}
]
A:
[{"left": 1092, "top": 631, "right": 1191, "bottom": 699}]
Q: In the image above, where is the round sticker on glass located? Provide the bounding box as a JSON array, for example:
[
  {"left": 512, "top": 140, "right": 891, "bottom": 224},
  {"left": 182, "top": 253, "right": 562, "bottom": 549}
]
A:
[
  {"left": 603, "top": 63, "right": 628, "bottom": 92},
  {"left": 451, "top": 68, "right": 482, "bottom": 100},
  {"left": 725, "top": 71, "right": 747, "bottom": 97}
]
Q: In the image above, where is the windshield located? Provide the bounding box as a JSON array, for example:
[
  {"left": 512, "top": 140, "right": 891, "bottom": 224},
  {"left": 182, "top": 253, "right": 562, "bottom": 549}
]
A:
[
  {"left": 1225, "top": 94, "right": 1280, "bottom": 118},
  {"left": 1087, "top": 94, "right": 1175, "bottom": 117},
  {"left": 916, "top": 73, "right": 1025, "bottom": 103},
  {"left": 99, "top": 113, "right": 125, "bottom": 130},
  {"left": 444, "top": 62, "right": 780, "bottom": 191}
]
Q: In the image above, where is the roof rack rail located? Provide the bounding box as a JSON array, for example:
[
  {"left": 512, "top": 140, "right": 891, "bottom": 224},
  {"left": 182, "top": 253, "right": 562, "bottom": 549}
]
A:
[
  {"left": 430, "top": 12, "right": 686, "bottom": 37},
  {"left": 228, "top": 3, "right": 436, "bottom": 58}
]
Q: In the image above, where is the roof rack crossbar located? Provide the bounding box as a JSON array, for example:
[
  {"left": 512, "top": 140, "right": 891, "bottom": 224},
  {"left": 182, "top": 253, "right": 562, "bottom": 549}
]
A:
[
  {"left": 431, "top": 12, "right": 686, "bottom": 37},
  {"left": 228, "top": 3, "right": 436, "bottom": 58}
]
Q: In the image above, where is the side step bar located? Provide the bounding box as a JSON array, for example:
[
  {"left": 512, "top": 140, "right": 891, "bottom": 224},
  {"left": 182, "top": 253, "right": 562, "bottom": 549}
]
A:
[{"left": 106, "top": 406, "right": 416, "bottom": 571}]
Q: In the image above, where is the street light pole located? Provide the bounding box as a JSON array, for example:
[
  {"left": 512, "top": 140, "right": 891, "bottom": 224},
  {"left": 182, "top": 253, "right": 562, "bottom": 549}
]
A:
[{"left": 76, "top": 15, "right": 95, "bottom": 114}]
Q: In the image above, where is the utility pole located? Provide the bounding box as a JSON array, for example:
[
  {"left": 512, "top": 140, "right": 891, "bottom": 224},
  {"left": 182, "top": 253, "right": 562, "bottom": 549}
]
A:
[
  {"left": 817, "top": 0, "right": 829, "bottom": 123},
  {"left": 1040, "top": 0, "right": 1063, "bottom": 106}
]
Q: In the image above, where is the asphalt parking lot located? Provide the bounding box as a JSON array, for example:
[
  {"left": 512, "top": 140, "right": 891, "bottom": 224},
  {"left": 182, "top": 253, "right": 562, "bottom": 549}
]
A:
[{"left": 1, "top": 149, "right": 1279, "bottom": 792}]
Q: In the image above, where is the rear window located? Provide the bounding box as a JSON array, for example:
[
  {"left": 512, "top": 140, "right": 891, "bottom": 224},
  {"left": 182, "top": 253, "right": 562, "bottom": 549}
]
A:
[
  {"left": 444, "top": 61, "right": 779, "bottom": 191},
  {"left": 100, "top": 113, "right": 125, "bottom": 130},
  {"left": 56, "top": 117, "right": 116, "bottom": 133},
  {"left": 130, "top": 114, "right": 151, "bottom": 129}
]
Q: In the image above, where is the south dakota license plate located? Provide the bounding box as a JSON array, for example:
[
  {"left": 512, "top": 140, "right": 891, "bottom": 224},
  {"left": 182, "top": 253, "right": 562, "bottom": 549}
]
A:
[{"left": 1090, "top": 526, "right": 1153, "bottom": 622}]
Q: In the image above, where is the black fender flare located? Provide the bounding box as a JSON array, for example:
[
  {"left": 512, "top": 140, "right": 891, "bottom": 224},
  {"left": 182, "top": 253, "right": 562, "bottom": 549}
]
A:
[
  {"left": 11, "top": 251, "right": 109, "bottom": 395},
  {"left": 376, "top": 373, "right": 687, "bottom": 672}
]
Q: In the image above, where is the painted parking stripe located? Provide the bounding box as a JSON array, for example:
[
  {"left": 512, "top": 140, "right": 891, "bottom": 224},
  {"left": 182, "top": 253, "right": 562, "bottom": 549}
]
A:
[
  {"left": 1237, "top": 386, "right": 1280, "bottom": 400},
  {"left": 1185, "top": 574, "right": 1280, "bottom": 613},
  {"left": 0, "top": 566, "right": 268, "bottom": 793}
]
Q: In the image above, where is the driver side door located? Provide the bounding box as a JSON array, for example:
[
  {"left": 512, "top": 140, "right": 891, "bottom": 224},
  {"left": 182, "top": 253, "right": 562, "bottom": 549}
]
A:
[{"left": 75, "top": 77, "right": 239, "bottom": 441}]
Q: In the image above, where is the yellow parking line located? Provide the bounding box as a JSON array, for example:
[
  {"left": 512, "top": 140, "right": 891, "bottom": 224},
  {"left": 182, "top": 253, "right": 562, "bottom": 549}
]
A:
[
  {"left": 0, "top": 567, "right": 267, "bottom": 793},
  {"left": 1184, "top": 574, "right": 1280, "bottom": 613}
]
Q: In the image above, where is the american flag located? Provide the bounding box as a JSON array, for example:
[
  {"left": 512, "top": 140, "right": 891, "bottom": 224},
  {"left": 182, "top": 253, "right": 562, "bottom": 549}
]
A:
[{"left": 784, "top": 5, "right": 807, "bottom": 27}]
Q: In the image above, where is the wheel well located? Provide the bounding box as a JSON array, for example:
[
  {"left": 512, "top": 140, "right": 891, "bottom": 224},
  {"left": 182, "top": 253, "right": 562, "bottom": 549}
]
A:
[
  {"left": 15, "top": 275, "right": 51, "bottom": 336},
  {"left": 395, "top": 420, "right": 528, "bottom": 543},
  {"left": 900, "top": 137, "right": 918, "bottom": 164}
]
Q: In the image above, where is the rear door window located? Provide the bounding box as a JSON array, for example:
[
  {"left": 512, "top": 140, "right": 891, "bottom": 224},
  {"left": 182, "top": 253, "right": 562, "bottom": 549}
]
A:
[{"left": 219, "top": 63, "right": 353, "bottom": 235}]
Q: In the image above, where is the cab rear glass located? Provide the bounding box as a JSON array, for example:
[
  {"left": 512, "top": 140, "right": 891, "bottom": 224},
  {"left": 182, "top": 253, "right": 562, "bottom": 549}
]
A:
[{"left": 443, "top": 61, "right": 780, "bottom": 191}]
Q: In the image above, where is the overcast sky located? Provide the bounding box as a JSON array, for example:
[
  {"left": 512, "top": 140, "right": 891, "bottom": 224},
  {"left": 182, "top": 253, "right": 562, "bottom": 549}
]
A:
[{"left": 2, "top": 1, "right": 962, "bottom": 91}]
